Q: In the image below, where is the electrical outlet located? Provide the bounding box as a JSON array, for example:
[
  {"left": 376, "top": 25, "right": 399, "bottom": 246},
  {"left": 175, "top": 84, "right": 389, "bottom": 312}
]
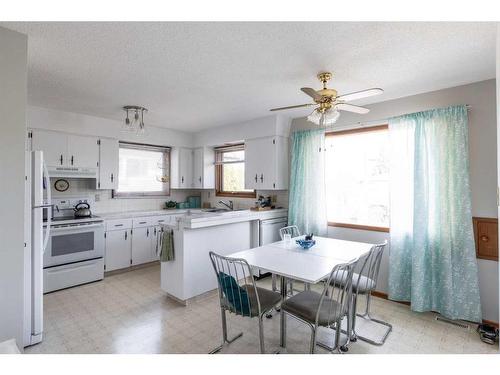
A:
[{"left": 95, "top": 194, "right": 100, "bottom": 202}]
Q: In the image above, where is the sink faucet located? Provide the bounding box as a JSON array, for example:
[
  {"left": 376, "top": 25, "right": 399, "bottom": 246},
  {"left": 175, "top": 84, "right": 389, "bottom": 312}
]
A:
[{"left": 218, "top": 200, "right": 234, "bottom": 210}]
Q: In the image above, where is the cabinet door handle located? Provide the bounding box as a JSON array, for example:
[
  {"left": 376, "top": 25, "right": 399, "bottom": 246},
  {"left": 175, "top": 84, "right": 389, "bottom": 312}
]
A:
[
  {"left": 154, "top": 228, "right": 157, "bottom": 236},
  {"left": 71, "top": 155, "right": 74, "bottom": 165},
  {"left": 60, "top": 155, "right": 63, "bottom": 165},
  {"left": 125, "top": 231, "right": 128, "bottom": 240},
  {"left": 199, "top": 176, "right": 202, "bottom": 183},
  {"left": 110, "top": 173, "right": 114, "bottom": 182},
  {"left": 260, "top": 174, "right": 264, "bottom": 183},
  {"left": 480, "top": 235, "right": 489, "bottom": 242},
  {"left": 147, "top": 228, "right": 150, "bottom": 237},
  {"left": 181, "top": 176, "right": 184, "bottom": 184},
  {"left": 255, "top": 174, "right": 258, "bottom": 183}
]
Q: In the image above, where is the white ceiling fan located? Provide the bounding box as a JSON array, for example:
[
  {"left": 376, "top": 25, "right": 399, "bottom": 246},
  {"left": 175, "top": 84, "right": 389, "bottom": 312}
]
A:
[{"left": 270, "top": 72, "right": 383, "bottom": 126}]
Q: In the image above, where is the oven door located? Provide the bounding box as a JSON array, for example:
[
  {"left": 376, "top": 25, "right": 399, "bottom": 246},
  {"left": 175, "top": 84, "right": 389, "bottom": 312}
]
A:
[{"left": 43, "top": 222, "right": 104, "bottom": 268}]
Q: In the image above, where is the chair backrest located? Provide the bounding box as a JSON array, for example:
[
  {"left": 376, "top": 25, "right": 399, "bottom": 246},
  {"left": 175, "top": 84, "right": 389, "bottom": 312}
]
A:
[
  {"left": 209, "top": 251, "right": 260, "bottom": 317},
  {"left": 316, "top": 259, "right": 357, "bottom": 327},
  {"left": 279, "top": 225, "right": 301, "bottom": 240},
  {"left": 354, "top": 241, "right": 387, "bottom": 292}
]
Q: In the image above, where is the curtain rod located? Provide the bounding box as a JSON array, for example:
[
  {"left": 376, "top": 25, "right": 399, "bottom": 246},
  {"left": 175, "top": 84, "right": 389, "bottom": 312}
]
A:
[{"left": 321, "top": 104, "right": 472, "bottom": 133}]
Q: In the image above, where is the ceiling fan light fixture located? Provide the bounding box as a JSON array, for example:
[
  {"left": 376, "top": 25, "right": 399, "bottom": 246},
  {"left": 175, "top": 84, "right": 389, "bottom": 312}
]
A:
[
  {"left": 323, "top": 107, "right": 340, "bottom": 125},
  {"left": 307, "top": 109, "right": 322, "bottom": 125},
  {"left": 307, "top": 107, "right": 340, "bottom": 127}
]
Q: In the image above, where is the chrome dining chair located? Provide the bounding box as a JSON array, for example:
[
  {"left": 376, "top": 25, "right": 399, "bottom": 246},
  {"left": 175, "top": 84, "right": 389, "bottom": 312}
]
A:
[
  {"left": 280, "top": 260, "right": 357, "bottom": 354},
  {"left": 209, "top": 251, "right": 282, "bottom": 354},
  {"left": 331, "top": 241, "right": 391, "bottom": 346},
  {"left": 276, "top": 225, "right": 309, "bottom": 294}
]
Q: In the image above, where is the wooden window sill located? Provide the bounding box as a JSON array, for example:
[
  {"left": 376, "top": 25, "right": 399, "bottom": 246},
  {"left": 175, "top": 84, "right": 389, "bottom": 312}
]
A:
[
  {"left": 216, "top": 191, "right": 256, "bottom": 199},
  {"left": 328, "top": 222, "right": 390, "bottom": 233}
]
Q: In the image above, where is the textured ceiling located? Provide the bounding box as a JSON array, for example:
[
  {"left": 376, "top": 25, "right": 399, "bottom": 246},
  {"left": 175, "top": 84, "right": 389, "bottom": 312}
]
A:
[{"left": 1, "top": 22, "right": 497, "bottom": 132}]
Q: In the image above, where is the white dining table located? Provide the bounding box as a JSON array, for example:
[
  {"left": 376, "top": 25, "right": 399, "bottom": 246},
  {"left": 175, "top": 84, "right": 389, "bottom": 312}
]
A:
[{"left": 229, "top": 236, "right": 374, "bottom": 350}]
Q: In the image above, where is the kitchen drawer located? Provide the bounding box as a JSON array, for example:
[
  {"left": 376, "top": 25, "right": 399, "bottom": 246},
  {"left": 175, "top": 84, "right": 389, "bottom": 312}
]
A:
[
  {"left": 151, "top": 215, "right": 172, "bottom": 225},
  {"left": 132, "top": 217, "right": 155, "bottom": 228},
  {"left": 105, "top": 218, "right": 133, "bottom": 231},
  {"left": 43, "top": 258, "right": 104, "bottom": 293}
]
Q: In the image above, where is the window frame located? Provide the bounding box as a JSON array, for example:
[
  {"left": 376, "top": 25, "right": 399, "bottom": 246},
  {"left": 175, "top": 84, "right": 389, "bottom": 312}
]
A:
[
  {"left": 215, "top": 144, "right": 256, "bottom": 199},
  {"left": 112, "top": 141, "right": 171, "bottom": 198},
  {"left": 325, "top": 124, "right": 390, "bottom": 233}
]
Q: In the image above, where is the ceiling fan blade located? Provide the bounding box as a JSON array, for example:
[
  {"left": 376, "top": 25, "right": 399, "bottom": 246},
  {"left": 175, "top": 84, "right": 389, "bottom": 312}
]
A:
[
  {"left": 301, "top": 87, "right": 322, "bottom": 100},
  {"left": 336, "top": 103, "right": 370, "bottom": 114},
  {"left": 336, "top": 88, "right": 383, "bottom": 102},
  {"left": 270, "top": 103, "right": 315, "bottom": 112}
]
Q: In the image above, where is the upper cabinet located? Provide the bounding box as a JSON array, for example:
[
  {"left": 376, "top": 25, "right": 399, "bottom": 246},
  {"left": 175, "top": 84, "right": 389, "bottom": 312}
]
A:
[
  {"left": 67, "top": 134, "right": 99, "bottom": 168},
  {"left": 31, "top": 129, "right": 99, "bottom": 169},
  {"left": 245, "top": 136, "right": 289, "bottom": 190},
  {"left": 192, "top": 147, "right": 215, "bottom": 189},
  {"left": 171, "top": 147, "right": 193, "bottom": 188},
  {"left": 30, "top": 129, "right": 68, "bottom": 167},
  {"left": 98, "top": 138, "right": 119, "bottom": 190},
  {"left": 171, "top": 147, "right": 214, "bottom": 189}
]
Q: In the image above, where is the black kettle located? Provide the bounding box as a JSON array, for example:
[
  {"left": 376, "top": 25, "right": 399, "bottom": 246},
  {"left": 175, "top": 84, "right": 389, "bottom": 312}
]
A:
[{"left": 74, "top": 202, "right": 92, "bottom": 218}]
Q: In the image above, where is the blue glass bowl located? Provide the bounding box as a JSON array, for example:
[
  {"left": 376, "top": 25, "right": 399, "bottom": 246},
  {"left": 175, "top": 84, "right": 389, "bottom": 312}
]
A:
[{"left": 296, "top": 239, "right": 316, "bottom": 249}]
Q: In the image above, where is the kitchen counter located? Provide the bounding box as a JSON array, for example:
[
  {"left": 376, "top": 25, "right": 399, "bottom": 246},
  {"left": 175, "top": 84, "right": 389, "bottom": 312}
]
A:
[
  {"left": 98, "top": 208, "right": 288, "bottom": 228},
  {"left": 178, "top": 208, "right": 288, "bottom": 229},
  {"left": 97, "top": 208, "right": 200, "bottom": 220},
  {"left": 160, "top": 208, "right": 288, "bottom": 304}
]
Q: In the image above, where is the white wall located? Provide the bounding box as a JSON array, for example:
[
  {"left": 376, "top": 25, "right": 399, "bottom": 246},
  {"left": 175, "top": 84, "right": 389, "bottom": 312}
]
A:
[
  {"left": 195, "top": 114, "right": 292, "bottom": 209},
  {"left": 293, "top": 79, "right": 499, "bottom": 322},
  {"left": 28, "top": 105, "right": 193, "bottom": 148},
  {"left": 193, "top": 114, "right": 291, "bottom": 147},
  {"left": 0, "top": 27, "right": 27, "bottom": 346},
  {"left": 496, "top": 25, "right": 500, "bottom": 326},
  {"left": 28, "top": 105, "right": 198, "bottom": 213}
]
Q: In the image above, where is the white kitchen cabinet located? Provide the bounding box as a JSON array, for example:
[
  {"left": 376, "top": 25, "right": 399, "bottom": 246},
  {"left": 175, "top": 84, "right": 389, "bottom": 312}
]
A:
[
  {"left": 171, "top": 147, "right": 194, "bottom": 188},
  {"left": 192, "top": 148, "right": 203, "bottom": 188},
  {"left": 245, "top": 136, "right": 289, "bottom": 190},
  {"left": 192, "top": 147, "right": 215, "bottom": 189},
  {"left": 131, "top": 226, "right": 153, "bottom": 265},
  {"left": 30, "top": 129, "right": 99, "bottom": 169},
  {"left": 67, "top": 134, "right": 99, "bottom": 168},
  {"left": 31, "top": 129, "right": 68, "bottom": 167},
  {"left": 104, "top": 229, "right": 132, "bottom": 272},
  {"left": 98, "top": 138, "right": 119, "bottom": 190}
]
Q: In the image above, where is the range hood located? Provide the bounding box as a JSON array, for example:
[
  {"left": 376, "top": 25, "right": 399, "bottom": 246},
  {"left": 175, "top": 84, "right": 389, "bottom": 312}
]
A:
[{"left": 47, "top": 166, "right": 98, "bottom": 178}]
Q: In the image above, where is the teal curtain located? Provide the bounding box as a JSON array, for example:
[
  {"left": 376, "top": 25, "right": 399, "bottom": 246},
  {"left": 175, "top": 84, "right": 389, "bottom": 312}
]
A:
[
  {"left": 288, "top": 129, "right": 327, "bottom": 236},
  {"left": 388, "top": 105, "right": 482, "bottom": 322}
]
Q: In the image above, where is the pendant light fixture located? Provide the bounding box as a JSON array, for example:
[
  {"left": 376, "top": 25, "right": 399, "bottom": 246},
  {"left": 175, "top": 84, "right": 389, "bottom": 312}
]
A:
[{"left": 122, "top": 105, "right": 148, "bottom": 135}]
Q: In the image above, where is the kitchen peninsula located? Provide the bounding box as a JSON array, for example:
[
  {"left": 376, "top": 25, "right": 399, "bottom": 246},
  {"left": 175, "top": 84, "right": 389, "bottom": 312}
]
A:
[{"left": 160, "top": 208, "right": 288, "bottom": 304}]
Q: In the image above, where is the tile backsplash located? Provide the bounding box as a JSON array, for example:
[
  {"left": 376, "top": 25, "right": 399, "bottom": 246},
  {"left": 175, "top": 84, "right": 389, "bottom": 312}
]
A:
[
  {"left": 49, "top": 178, "right": 288, "bottom": 214},
  {"left": 49, "top": 178, "right": 200, "bottom": 214}
]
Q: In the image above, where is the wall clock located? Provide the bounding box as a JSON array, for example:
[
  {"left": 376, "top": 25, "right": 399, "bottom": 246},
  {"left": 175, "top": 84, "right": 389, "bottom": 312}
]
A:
[{"left": 54, "top": 179, "right": 69, "bottom": 192}]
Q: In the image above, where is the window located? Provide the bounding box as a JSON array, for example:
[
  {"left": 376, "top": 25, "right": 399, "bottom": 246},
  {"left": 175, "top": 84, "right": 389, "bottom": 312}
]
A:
[
  {"left": 113, "top": 142, "right": 170, "bottom": 197},
  {"left": 215, "top": 144, "right": 256, "bottom": 198},
  {"left": 325, "top": 125, "right": 390, "bottom": 232}
]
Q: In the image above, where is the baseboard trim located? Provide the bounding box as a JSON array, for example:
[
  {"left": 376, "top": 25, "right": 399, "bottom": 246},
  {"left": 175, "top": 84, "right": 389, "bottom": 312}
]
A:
[{"left": 370, "top": 290, "right": 498, "bottom": 328}]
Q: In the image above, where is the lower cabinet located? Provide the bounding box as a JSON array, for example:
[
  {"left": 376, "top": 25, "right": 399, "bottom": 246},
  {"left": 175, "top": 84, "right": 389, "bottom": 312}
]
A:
[
  {"left": 104, "top": 215, "right": 172, "bottom": 272},
  {"left": 131, "top": 226, "right": 154, "bottom": 265},
  {"left": 105, "top": 229, "right": 132, "bottom": 272}
]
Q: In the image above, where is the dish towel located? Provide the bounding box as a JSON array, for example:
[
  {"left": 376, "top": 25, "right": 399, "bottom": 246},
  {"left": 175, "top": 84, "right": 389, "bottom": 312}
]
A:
[{"left": 160, "top": 228, "right": 175, "bottom": 262}]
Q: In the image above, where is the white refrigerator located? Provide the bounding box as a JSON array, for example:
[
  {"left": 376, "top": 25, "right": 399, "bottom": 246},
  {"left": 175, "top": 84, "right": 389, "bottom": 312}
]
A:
[{"left": 23, "top": 151, "right": 51, "bottom": 347}]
